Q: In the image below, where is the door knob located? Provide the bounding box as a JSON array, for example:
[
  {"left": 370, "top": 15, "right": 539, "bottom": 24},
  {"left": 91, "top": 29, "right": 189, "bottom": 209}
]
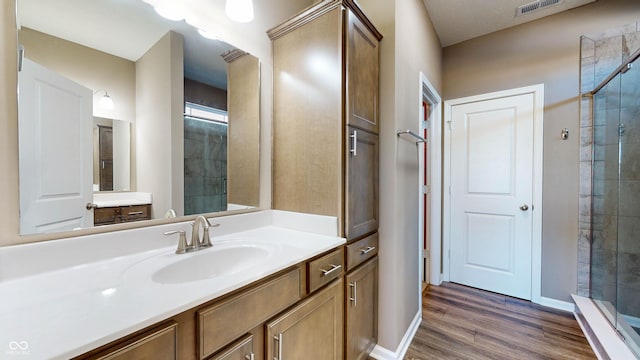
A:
[
  {"left": 520, "top": 204, "right": 529, "bottom": 211},
  {"left": 86, "top": 202, "right": 98, "bottom": 210}
]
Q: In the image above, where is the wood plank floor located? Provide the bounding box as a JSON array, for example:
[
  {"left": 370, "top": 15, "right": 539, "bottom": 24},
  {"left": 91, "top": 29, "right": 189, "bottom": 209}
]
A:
[{"left": 402, "top": 282, "right": 596, "bottom": 360}]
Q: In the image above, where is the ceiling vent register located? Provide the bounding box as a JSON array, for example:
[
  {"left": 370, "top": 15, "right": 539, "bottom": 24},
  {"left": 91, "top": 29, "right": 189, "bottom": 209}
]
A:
[{"left": 516, "top": 0, "right": 562, "bottom": 16}]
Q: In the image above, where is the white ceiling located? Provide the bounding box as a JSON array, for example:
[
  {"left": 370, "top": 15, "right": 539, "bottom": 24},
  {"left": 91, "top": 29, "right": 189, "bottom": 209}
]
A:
[
  {"left": 18, "top": 0, "right": 235, "bottom": 89},
  {"left": 422, "top": 0, "right": 596, "bottom": 47}
]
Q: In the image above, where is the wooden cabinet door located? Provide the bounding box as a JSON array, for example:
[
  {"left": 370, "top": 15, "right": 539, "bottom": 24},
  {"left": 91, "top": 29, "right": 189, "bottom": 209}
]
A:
[
  {"left": 208, "top": 334, "right": 254, "bottom": 360},
  {"left": 345, "top": 257, "right": 378, "bottom": 360},
  {"left": 94, "top": 323, "right": 177, "bottom": 360},
  {"left": 345, "top": 126, "right": 378, "bottom": 240},
  {"left": 346, "top": 9, "right": 380, "bottom": 134},
  {"left": 266, "top": 279, "right": 343, "bottom": 360}
]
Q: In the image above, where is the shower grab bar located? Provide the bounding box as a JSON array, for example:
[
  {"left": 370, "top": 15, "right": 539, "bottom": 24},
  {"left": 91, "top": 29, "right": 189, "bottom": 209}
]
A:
[
  {"left": 397, "top": 129, "right": 427, "bottom": 144},
  {"left": 582, "top": 46, "right": 640, "bottom": 97}
]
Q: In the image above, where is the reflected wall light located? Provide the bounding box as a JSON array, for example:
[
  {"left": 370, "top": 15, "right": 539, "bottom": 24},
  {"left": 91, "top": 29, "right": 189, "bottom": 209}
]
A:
[
  {"left": 94, "top": 90, "right": 115, "bottom": 110},
  {"left": 225, "top": 0, "right": 254, "bottom": 23}
]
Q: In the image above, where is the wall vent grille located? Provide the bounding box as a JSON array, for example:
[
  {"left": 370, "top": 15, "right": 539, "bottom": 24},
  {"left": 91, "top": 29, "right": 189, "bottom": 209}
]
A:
[{"left": 516, "top": 0, "right": 562, "bottom": 16}]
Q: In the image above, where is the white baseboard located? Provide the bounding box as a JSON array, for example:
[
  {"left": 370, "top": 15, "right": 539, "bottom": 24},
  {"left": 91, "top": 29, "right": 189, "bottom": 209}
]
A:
[
  {"left": 370, "top": 311, "right": 421, "bottom": 360},
  {"left": 538, "top": 296, "right": 575, "bottom": 313}
]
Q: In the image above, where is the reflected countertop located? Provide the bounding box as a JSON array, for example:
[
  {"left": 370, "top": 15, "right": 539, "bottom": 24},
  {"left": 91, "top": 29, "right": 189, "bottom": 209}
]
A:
[{"left": 93, "top": 191, "right": 153, "bottom": 208}]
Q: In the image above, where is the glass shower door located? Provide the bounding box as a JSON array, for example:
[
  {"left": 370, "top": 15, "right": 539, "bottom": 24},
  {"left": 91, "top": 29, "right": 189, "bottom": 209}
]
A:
[
  {"left": 617, "top": 57, "right": 640, "bottom": 354},
  {"left": 591, "top": 56, "right": 640, "bottom": 357},
  {"left": 590, "top": 70, "right": 621, "bottom": 331}
]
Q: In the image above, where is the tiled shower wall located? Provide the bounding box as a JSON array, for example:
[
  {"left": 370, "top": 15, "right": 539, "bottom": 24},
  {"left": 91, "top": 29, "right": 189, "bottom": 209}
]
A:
[
  {"left": 184, "top": 118, "right": 228, "bottom": 215},
  {"left": 579, "top": 22, "right": 640, "bottom": 320}
]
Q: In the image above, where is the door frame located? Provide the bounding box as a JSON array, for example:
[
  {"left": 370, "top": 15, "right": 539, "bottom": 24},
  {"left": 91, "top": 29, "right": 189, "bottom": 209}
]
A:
[
  {"left": 442, "top": 84, "right": 544, "bottom": 303},
  {"left": 418, "top": 73, "right": 443, "bottom": 288}
]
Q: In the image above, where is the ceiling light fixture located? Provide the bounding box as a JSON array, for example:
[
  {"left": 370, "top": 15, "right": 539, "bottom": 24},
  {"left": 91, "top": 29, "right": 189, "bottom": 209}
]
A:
[
  {"left": 94, "top": 90, "right": 115, "bottom": 110},
  {"left": 225, "top": 0, "right": 254, "bottom": 23}
]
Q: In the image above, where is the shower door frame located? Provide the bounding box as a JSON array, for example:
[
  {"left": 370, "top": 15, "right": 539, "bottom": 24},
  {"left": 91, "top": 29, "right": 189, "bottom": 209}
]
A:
[{"left": 583, "top": 47, "right": 640, "bottom": 358}]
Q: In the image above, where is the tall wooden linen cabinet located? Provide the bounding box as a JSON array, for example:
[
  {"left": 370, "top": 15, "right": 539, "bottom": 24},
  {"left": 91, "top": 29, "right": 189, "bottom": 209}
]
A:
[{"left": 269, "top": 1, "right": 381, "bottom": 359}]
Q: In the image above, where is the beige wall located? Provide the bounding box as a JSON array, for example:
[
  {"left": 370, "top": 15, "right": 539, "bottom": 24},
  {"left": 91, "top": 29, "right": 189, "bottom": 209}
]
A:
[
  {"left": 442, "top": 0, "right": 640, "bottom": 301},
  {"left": 0, "top": 0, "right": 20, "bottom": 245},
  {"left": 135, "top": 31, "right": 184, "bottom": 219},
  {"left": 359, "top": 0, "right": 443, "bottom": 352},
  {"left": 19, "top": 28, "right": 135, "bottom": 122}
]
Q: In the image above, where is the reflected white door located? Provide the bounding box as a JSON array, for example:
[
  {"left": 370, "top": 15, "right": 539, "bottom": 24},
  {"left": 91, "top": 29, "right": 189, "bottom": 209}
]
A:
[
  {"left": 449, "top": 92, "right": 534, "bottom": 299},
  {"left": 19, "top": 58, "right": 93, "bottom": 234}
]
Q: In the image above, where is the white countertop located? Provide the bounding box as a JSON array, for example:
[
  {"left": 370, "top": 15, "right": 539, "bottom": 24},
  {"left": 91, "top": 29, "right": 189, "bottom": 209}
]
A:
[
  {"left": 93, "top": 192, "right": 152, "bottom": 208},
  {"left": 0, "top": 211, "right": 344, "bottom": 359}
]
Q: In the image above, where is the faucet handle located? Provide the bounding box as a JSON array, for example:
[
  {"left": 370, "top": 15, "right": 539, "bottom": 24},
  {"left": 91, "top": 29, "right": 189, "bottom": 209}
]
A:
[
  {"left": 201, "top": 222, "right": 220, "bottom": 247},
  {"left": 164, "top": 230, "right": 188, "bottom": 254}
]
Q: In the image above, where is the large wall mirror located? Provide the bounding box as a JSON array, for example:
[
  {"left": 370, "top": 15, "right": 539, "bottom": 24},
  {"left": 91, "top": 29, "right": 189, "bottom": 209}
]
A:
[{"left": 17, "top": 0, "right": 260, "bottom": 235}]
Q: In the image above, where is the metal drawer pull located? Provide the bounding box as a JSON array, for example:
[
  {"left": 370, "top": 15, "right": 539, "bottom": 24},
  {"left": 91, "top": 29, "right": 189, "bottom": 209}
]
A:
[
  {"left": 128, "top": 211, "right": 144, "bottom": 216},
  {"left": 274, "top": 333, "right": 283, "bottom": 360},
  {"left": 349, "top": 281, "right": 357, "bottom": 307},
  {"left": 360, "top": 246, "right": 376, "bottom": 255},
  {"left": 320, "top": 264, "right": 342, "bottom": 276}
]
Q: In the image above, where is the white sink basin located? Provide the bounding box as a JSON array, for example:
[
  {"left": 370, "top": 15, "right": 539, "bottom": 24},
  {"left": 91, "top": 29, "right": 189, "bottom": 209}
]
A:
[{"left": 152, "top": 244, "right": 271, "bottom": 284}]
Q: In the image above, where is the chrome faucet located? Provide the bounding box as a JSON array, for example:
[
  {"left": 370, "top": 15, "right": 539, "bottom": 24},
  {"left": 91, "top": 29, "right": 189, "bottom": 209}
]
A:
[
  {"left": 191, "top": 215, "right": 219, "bottom": 250},
  {"left": 164, "top": 216, "right": 220, "bottom": 254}
]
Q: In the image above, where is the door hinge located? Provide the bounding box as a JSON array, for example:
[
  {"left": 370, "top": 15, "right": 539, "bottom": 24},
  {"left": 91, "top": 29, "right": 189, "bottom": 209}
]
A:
[
  {"left": 423, "top": 185, "right": 430, "bottom": 194},
  {"left": 422, "top": 120, "right": 429, "bottom": 129},
  {"left": 424, "top": 250, "right": 430, "bottom": 258}
]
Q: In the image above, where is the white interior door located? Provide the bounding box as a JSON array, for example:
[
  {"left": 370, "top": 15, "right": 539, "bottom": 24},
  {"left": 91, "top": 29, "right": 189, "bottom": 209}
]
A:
[
  {"left": 19, "top": 58, "right": 94, "bottom": 234},
  {"left": 448, "top": 92, "right": 535, "bottom": 300}
]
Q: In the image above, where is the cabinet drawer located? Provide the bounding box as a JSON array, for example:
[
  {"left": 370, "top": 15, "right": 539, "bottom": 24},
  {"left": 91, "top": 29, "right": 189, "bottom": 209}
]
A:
[
  {"left": 123, "top": 205, "right": 150, "bottom": 221},
  {"left": 208, "top": 334, "right": 254, "bottom": 360},
  {"left": 307, "top": 248, "right": 343, "bottom": 293},
  {"left": 198, "top": 268, "right": 301, "bottom": 359},
  {"left": 346, "top": 233, "right": 378, "bottom": 271},
  {"left": 95, "top": 322, "right": 177, "bottom": 360}
]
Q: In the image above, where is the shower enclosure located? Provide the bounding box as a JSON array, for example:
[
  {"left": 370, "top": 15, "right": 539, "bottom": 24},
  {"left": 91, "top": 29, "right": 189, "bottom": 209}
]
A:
[{"left": 580, "top": 26, "right": 640, "bottom": 358}]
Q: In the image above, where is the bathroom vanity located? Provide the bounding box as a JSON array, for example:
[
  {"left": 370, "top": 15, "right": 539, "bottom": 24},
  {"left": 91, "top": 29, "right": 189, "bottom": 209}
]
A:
[{"left": 0, "top": 211, "right": 346, "bottom": 359}]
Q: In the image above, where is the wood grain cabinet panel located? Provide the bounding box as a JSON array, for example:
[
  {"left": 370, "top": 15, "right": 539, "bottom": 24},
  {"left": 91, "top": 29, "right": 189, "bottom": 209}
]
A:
[
  {"left": 307, "top": 248, "right": 344, "bottom": 293},
  {"left": 345, "top": 126, "right": 379, "bottom": 240},
  {"left": 198, "top": 269, "right": 301, "bottom": 359},
  {"left": 346, "top": 233, "right": 378, "bottom": 271},
  {"left": 269, "top": 1, "right": 381, "bottom": 240},
  {"left": 346, "top": 10, "right": 379, "bottom": 134},
  {"left": 94, "top": 322, "right": 177, "bottom": 360},
  {"left": 266, "top": 278, "right": 343, "bottom": 360},
  {"left": 94, "top": 204, "right": 151, "bottom": 226},
  {"left": 208, "top": 334, "right": 254, "bottom": 360},
  {"left": 345, "top": 257, "right": 378, "bottom": 360}
]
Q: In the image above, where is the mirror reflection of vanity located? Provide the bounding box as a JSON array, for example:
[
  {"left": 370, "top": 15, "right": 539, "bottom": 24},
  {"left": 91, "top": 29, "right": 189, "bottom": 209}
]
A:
[{"left": 16, "top": 0, "right": 260, "bottom": 235}]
